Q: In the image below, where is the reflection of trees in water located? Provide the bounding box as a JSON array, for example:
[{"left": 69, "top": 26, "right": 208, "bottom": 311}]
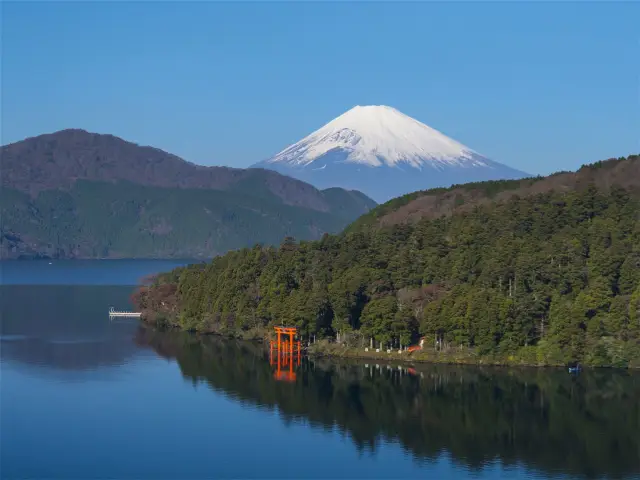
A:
[
  {"left": 0, "top": 336, "right": 141, "bottom": 372},
  {"left": 135, "top": 327, "right": 640, "bottom": 480},
  {"left": 1, "top": 285, "right": 144, "bottom": 372}
]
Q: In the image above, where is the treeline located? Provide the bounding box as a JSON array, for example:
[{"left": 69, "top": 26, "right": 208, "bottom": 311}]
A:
[
  {"left": 136, "top": 157, "right": 640, "bottom": 367},
  {"left": 135, "top": 328, "right": 640, "bottom": 479},
  {"left": 347, "top": 154, "right": 639, "bottom": 232}
]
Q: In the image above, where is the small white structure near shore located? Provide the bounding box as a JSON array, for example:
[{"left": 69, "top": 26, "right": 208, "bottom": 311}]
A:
[{"left": 108, "top": 307, "right": 142, "bottom": 319}]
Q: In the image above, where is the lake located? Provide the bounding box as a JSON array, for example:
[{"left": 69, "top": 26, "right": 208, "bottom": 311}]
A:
[{"left": 1, "top": 260, "right": 639, "bottom": 480}]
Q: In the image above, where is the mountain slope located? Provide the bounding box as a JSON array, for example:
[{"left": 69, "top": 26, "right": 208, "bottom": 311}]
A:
[
  {"left": 252, "top": 105, "right": 530, "bottom": 202},
  {"left": 1, "top": 180, "right": 362, "bottom": 259},
  {"left": 0, "top": 130, "right": 376, "bottom": 259},
  {"left": 1, "top": 128, "right": 375, "bottom": 213},
  {"left": 136, "top": 154, "right": 640, "bottom": 368},
  {"left": 348, "top": 154, "right": 640, "bottom": 232}
]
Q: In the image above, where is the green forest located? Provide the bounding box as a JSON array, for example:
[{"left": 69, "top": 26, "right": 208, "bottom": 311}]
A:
[
  {"left": 0, "top": 180, "right": 373, "bottom": 259},
  {"left": 135, "top": 156, "right": 640, "bottom": 368}
]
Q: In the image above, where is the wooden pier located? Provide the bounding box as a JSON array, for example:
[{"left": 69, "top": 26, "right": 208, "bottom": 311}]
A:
[{"left": 108, "top": 307, "right": 142, "bottom": 319}]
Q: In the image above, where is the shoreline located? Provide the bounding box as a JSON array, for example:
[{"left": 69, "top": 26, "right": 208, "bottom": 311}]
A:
[
  {"left": 305, "top": 345, "right": 638, "bottom": 370},
  {"left": 140, "top": 321, "right": 638, "bottom": 370},
  {"left": 306, "top": 342, "right": 567, "bottom": 369}
]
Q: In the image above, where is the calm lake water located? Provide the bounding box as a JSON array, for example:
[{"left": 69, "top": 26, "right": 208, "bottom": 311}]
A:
[{"left": 1, "top": 260, "right": 639, "bottom": 480}]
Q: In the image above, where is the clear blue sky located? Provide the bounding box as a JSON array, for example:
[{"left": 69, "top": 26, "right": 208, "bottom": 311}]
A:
[{"left": 2, "top": 1, "right": 638, "bottom": 174}]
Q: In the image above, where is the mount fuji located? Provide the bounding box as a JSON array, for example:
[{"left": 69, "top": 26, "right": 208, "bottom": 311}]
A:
[{"left": 252, "top": 105, "right": 530, "bottom": 203}]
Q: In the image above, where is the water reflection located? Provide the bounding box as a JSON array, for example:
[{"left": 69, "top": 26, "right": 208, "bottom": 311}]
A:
[
  {"left": 0, "top": 285, "right": 148, "bottom": 374},
  {"left": 136, "top": 327, "right": 640, "bottom": 480}
]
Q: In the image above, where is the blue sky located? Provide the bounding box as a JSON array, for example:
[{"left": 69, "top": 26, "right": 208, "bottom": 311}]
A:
[{"left": 2, "top": 1, "right": 638, "bottom": 174}]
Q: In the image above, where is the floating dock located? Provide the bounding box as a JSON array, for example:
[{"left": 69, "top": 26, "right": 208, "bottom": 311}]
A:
[{"left": 108, "top": 307, "right": 142, "bottom": 319}]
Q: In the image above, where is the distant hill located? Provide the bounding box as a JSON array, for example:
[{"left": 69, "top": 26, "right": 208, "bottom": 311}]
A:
[
  {"left": 0, "top": 129, "right": 376, "bottom": 259},
  {"left": 253, "top": 105, "right": 530, "bottom": 202},
  {"left": 1, "top": 128, "right": 375, "bottom": 212}
]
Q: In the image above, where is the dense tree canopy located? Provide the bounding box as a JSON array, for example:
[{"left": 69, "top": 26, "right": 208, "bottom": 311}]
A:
[
  {"left": 0, "top": 180, "right": 374, "bottom": 259},
  {"left": 136, "top": 156, "right": 640, "bottom": 367}
]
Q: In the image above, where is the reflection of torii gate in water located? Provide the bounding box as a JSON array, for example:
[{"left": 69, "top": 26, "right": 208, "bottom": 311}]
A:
[{"left": 269, "top": 326, "right": 301, "bottom": 382}]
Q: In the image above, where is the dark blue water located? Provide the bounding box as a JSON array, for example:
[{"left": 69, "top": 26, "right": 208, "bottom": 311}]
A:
[
  {"left": 0, "top": 259, "right": 193, "bottom": 285},
  {"left": 1, "top": 261, "right": 639, "bottom": 479}
]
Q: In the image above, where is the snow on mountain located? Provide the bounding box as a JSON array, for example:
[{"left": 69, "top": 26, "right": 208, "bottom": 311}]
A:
[
  {"left": 252, "top": 105, "right": 530, "bottom": 203},
  {"left": 265, "top": 105, "right": 482, "bottom": 169}
]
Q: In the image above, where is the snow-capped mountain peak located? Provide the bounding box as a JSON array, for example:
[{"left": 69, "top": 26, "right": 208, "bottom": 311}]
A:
[
  {"left": 265, "top": 105, "right": 484, "bottom": 169},
  {"left": 253, "top": 105, "right": 529, "bottom": 203}
]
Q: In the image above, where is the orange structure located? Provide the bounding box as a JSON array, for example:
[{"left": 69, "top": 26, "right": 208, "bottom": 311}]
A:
[
  {"left": 269, "top": 326, "right": 301, "bottom": 382},
  {"left": 407, "top": 337, "right": 426, "bottom": 353}
]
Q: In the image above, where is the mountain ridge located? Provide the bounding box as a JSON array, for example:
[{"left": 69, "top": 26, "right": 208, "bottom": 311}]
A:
[
  {"left": 1, "top": 128, "right": 375, "bottom": 213},
  {"left": 347, "top": 154, "right": 640, "bottom": 233},
  {"left": 0, "top": 129, "right": 377, "bottom": 259}
]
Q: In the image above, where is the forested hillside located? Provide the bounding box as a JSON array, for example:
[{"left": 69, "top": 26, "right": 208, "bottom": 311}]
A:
[
  {"left": 0, "top": 180, "right": 372, "bottom": 259},
  {"left": 134, "top": 155, "right": 640, "bottom": 367},
  {"left": 347, "top": 154, "right": 640, "bottom": 232},
  {"left": 1, "top": 128, "right": 364, "bottom": 212},
  {"left": 1, "top": 129, "right": 376, "bottom": 259}
]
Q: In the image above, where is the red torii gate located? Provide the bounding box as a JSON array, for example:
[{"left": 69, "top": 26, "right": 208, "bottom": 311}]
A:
[{"left": 269, "top": 326, "right": 301, "bottom": 382}]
